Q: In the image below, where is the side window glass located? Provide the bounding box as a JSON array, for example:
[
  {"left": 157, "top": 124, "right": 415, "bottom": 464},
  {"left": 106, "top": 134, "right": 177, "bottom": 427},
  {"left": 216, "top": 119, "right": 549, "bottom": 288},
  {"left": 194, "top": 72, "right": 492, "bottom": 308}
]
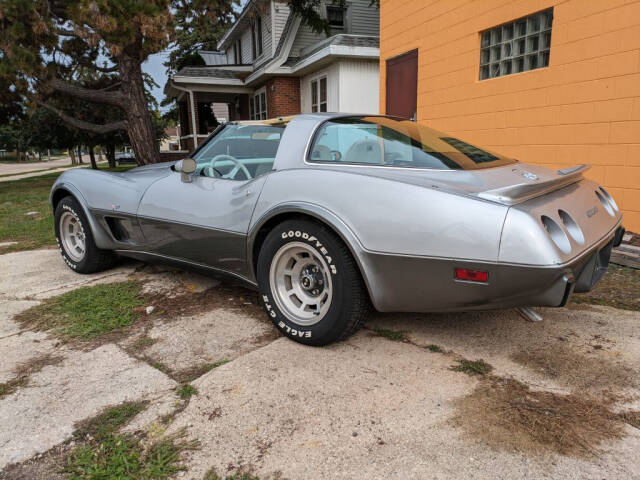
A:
[{"left": 310, "top": 122, "right": 382, "bottom": 163}]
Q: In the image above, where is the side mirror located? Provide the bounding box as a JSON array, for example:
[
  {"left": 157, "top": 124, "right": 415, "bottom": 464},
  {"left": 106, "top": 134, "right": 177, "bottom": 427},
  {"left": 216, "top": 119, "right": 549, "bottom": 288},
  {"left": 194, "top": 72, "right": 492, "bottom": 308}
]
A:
[{"left": 174, "top": 158, "right": 197, "bottom": 183}]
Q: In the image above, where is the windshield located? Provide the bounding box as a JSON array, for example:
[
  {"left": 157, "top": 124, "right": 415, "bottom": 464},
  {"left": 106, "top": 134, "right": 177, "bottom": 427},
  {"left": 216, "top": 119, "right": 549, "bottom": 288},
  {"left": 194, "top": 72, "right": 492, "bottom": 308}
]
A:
[
  {"left": 192, "top": 124, "right": 285, "bottom": 180},
  {"left": 309, "top": 116, "right": 516, "bottom": 170}
]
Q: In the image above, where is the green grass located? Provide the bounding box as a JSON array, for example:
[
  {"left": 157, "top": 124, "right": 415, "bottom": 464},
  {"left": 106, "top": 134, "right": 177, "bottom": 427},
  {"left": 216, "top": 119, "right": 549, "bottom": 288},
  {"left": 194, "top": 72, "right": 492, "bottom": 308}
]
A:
[
  {"left": 373, "top": 328, "right": 406, "bottom": 342},
  {"left": 176, "top": 384, "right": 198, "bottom": 399},
  {"left": 0, "top": 164, "right": 137, "bottom": 253},
  {"left": 66, "top": 402, "right": 198, "bottom": 479},
  {"left": 0, "top": 172, "right": 59, "bottom": 252},
  {"left": 73, "top": 402, "right": 148, "bottom": 441},
  {"left": 15, "top": 281, "right": 145, "bottom": 339},
  {"left": 426, "top": 344, "right": 442, "bottom": 353},
  {"left": 451, "top": 359, "right": 493, "bottom": 376},
  {"left": 65, "top": 426, "right": 197, "bottom": 480}
]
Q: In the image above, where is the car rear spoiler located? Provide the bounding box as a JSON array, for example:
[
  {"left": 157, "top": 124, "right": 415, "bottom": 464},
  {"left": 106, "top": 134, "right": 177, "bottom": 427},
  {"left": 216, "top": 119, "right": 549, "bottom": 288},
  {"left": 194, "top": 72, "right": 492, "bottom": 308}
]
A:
[{"left": 478, "top": 165, "right": 590, "bottom": 205}]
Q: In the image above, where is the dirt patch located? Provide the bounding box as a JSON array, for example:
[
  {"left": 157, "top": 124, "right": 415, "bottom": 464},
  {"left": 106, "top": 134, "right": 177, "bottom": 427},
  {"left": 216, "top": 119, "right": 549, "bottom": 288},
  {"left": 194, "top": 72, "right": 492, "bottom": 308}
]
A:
[
  {"left": 511, "top": 341, "right": 637, "bottom": 392},
  {"left": 452, "top": 376, "right": 629, "bottom": 457},
  {"left": 145, "top": 283, "right": 265, "bottom": 321},
  {"left": 570, "top": 264, "right": 640, "bottom": 311}
]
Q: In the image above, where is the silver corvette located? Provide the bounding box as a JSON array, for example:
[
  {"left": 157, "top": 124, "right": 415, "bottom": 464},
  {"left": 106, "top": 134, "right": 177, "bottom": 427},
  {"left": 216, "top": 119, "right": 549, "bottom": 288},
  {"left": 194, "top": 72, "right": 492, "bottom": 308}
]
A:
[{"left": 50, "top": 113, "right": 625, "bottom": 345}]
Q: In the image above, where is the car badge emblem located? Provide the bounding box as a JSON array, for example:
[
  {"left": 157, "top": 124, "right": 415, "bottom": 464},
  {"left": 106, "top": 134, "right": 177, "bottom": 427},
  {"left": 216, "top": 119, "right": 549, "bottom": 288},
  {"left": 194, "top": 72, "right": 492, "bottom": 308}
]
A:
[
  {"left": 586, "top": 206, "right": 598, "bottom": 218},
  {"left": 521, "top": 171, "right": 538, "bottom": 181}
]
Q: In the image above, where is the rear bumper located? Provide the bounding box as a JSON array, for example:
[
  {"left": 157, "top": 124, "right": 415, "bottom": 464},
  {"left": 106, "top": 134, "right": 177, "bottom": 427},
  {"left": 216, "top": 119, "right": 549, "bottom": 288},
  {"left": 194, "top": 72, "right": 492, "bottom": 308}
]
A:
[{"left": 362, "top": 223, "right": 622, "bottom": 313}]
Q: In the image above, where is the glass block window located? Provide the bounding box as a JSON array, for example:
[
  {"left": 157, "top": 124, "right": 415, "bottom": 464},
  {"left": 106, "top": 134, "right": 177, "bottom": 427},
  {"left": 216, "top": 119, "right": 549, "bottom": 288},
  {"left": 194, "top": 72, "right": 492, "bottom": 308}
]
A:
[{"left": 479, "top": 9, "right": 553, "bottom": 80}]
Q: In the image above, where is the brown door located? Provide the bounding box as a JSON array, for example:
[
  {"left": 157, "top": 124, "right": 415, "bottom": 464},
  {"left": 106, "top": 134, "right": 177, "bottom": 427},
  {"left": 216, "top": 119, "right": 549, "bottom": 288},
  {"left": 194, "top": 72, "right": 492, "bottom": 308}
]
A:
[{"left": 385, "top": 49, "right": 418, "bottom": 120}]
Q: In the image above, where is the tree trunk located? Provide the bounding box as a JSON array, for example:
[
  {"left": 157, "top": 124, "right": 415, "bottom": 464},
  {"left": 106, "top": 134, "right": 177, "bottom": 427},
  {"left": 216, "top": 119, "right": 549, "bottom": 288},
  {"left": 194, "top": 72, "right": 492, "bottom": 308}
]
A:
[
  {"left": 120, "top": 52, "right": 158, "bottom": 165},
  {"left": 69, "top": 149, "right": 77, "bottom": 165},
  {"left": 77, "top": 146, "right": 83, "bottom": 164},
  {"left": 89, "top": 147, "right": 98, "bottom": 169},
  {"left": 106, "top": 144, "right": 116, "bottom": 168},
  {"left": 98, "top": 149, "right": 104, "bottom": 161},
  {"left": 47, "top": 149, "right": 51, "bottom": 161}
]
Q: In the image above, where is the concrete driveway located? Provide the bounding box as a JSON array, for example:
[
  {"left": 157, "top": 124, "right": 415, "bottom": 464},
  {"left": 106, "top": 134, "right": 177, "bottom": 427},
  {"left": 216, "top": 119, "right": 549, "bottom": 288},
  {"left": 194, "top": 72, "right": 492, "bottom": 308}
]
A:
[{"left": 1, "top": 248, "right": 639, "bottom": 479}]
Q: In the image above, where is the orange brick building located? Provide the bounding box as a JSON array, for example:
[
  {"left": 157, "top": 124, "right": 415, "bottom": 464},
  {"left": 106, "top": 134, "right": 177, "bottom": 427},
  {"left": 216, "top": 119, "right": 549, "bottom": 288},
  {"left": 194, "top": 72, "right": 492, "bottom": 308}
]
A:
[{"left": 379, "top": 0, "right": 640, "bottom": 232}]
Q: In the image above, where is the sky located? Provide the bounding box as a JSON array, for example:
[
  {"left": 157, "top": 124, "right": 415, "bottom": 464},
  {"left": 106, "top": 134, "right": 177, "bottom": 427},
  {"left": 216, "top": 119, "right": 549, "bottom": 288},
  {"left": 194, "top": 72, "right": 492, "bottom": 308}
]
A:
[{"left": 143, "top": 50, "right": 171, "bottom": 112}]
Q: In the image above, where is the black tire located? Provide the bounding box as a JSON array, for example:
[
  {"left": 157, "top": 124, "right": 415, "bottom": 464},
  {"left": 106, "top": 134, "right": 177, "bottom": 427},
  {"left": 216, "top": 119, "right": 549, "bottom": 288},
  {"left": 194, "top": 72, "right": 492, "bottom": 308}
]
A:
[
  {"left": 257, "top": 219, "right": 370, "bottom": 346},
  {"left": 54, "top": 196, "right": 116, "bottom": 274}
]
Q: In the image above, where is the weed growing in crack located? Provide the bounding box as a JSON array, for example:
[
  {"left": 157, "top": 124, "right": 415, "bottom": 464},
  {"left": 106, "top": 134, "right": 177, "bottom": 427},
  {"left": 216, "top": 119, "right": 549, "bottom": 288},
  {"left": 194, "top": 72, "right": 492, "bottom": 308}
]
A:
[
  {"left": 65, "top": 402, "right": 198, "bottom": 479},
  {"left": 73, "top": 401, "right": 148, "bottom": 441},
  {"left": 0, "top": 376, "right": 28, "bottom": 398},
  {"left": 373, "top": 328, "right": 406, "bottom": 342},
  {"left": 451, "top": 358, "right": 493, "bottom": 376},
  {"left": 176, "top": 384, "right": 198, "bottom": 399}
]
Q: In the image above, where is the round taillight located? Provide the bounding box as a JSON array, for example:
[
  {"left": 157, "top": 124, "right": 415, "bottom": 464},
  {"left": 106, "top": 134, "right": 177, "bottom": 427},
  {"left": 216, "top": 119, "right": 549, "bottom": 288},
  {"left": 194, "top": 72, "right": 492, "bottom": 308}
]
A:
[
  {"left": 558, "top": 209, "right": 584, "bottom": 244},
  {"left": 541, "top": 215, "right": 571, "bottom": 254},
  {"left": 595, "top": 190, "right": 614, "bottom": 216},
  {"left": 599, "top": 187, "right": 619, "bottom": 212}
]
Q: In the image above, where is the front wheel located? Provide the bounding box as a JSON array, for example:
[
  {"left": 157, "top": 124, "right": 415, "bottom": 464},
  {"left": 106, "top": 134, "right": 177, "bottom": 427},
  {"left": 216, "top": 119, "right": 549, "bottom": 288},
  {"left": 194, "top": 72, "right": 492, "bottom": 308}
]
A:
[
  {"left": 257, "top": 219, "right": 370, "bottom": 346},
  {"left": 54, "top": 196, "right": 115, "bottom": 273}
]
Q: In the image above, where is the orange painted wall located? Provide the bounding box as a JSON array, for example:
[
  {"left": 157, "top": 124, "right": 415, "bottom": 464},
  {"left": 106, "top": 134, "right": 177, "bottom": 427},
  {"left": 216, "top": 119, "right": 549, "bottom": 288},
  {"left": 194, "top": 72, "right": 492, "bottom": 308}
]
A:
[{"left": 380, "top": 0, "right": 640, "bottom": 232}]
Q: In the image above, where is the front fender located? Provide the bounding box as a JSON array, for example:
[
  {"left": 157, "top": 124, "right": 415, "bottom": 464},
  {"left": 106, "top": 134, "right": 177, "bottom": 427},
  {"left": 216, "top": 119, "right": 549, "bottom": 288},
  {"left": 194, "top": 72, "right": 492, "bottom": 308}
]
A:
[{"left": 50, "top": 179, "right": 115, "bottom": 249}]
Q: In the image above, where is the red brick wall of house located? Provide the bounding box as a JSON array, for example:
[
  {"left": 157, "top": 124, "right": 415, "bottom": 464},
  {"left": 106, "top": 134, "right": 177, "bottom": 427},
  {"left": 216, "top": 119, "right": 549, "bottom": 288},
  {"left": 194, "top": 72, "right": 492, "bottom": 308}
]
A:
[
  {"left": 158, "top": 150, "right": 190, "bottom": 162},
  {"left": 266, "top": 77, "right": 301, "bottom": 118}
]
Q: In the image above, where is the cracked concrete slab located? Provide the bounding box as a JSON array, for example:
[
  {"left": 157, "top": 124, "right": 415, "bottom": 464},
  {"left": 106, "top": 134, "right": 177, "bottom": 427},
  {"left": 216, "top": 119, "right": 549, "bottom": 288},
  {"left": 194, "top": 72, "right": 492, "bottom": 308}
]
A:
[
  {"left": 168, "top": 334, "right": 478, "bottom": 480},
  {"left": 169, "top": 332, "right": 640, "bottom": 480},
  {"left": 0, "top": 301, "right": 58, "bottom": 384},
  {"left": 0, "top": 344, "right": 176, "bottom": 467},
  {"left": 138, "top": 310, "right": 277, "bottom": 375},
  {"left": 0, "top": 249, "right": 136, "bottom": 300},
  {"left": 367, "top": 307, "right": 640, "bottom": 394}
]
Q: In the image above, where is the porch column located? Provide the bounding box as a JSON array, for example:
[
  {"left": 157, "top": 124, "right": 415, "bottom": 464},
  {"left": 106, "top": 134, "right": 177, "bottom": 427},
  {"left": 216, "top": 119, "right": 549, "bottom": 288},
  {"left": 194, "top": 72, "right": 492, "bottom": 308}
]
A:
[{"left": 189, "top": 90, "right": 198, "bottom": 149}]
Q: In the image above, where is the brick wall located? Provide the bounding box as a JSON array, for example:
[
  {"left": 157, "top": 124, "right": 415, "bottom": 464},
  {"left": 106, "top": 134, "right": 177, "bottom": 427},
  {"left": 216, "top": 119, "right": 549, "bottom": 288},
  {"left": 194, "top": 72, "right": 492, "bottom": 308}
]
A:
[
  {"left": 380, "top": 0, "right": 640, "bottom": 232},
  {"left": 158, "top": 150, "right": 190, "bottom": 163},
  {"left": 266, "top": 77, "right": 301, "bottom": 118}
]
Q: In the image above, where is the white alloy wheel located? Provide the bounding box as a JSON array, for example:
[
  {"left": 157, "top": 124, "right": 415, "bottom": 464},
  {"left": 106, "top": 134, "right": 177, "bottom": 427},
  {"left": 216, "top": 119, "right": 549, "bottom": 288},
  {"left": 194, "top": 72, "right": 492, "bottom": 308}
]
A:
[
  {"left": 59, "top": 210, "right": 86, "bottom": 262},
  {"left": 269, "top": 241, "right": 333, "bottom": 326}
]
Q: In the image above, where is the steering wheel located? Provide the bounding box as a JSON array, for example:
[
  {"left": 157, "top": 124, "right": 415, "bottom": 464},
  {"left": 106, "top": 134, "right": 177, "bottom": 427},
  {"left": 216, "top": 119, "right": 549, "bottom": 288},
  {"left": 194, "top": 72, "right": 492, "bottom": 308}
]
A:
[{"left": 204, "top": 154, "right": 252, "bottom": 180}]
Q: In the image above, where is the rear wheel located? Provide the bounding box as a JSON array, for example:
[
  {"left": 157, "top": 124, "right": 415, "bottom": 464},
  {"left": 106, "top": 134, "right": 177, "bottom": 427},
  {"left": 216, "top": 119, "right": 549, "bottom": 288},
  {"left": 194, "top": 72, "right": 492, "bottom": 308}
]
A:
[
  {"left": 54, "top": 196, "right": 115, "bottom": 273},
  {"left": 257, "top": 219, "right": 370, "bottom": 345}
]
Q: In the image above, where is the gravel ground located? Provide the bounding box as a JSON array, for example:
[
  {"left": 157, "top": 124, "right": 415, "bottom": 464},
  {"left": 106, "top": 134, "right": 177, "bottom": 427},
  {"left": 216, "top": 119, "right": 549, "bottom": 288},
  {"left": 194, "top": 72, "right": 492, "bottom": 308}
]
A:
[{"left": 1, "top": 249, "right": 639, "bottom": 479}]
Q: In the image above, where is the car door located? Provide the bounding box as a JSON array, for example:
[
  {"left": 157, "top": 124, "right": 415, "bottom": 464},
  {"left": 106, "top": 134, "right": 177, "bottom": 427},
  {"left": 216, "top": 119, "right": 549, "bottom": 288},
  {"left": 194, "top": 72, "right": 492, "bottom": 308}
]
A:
[
  {"left": 137, "top": 173, "right": 267, "bottom": 278},
  {"left": 136, "top": 123, "right": 284, "bottom": 279}
]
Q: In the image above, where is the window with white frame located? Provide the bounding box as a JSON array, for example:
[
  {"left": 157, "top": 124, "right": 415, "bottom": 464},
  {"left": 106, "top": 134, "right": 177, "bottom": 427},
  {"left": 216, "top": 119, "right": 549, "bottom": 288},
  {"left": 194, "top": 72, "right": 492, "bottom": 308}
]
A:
[
  {"left": 310, "top": 76, "right": 327, "bottom": 113},
  {"left": 479, "top": 8, "right": 553, "bottom": 80},
  {"left": 250, "top": 89, "right": 267, "bottom": 120},
  {"left": 234, "top": 38, "right": 242, "bottom": 64}
]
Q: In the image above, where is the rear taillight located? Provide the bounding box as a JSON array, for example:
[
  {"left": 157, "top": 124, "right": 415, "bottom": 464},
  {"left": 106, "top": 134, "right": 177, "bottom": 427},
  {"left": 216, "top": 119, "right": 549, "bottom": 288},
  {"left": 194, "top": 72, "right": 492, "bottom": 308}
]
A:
[{"left": 455, "top": 268, "right": 488, "bottom": 283}]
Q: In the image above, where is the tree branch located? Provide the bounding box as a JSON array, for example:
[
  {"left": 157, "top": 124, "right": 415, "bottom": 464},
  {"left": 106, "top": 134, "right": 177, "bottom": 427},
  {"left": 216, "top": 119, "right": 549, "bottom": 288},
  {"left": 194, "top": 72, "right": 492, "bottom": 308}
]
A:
[
  {"left": 49, "top": 78, "right": 125, "bottom": 106},
  {"left": 37, "top": 102, "right": 127, "bottom": 135}
]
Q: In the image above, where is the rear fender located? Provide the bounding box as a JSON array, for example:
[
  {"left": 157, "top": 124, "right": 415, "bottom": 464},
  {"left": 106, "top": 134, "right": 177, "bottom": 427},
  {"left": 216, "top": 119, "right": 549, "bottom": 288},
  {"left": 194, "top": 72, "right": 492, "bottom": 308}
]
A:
[{"left": 247, "top": 202, "right": 381, "bottom": 309}]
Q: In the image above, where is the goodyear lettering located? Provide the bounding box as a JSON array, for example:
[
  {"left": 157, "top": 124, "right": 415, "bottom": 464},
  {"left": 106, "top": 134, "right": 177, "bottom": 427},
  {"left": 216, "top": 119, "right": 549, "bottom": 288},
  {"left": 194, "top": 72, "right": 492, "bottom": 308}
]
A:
[{"left": 280, "top": 230, "right": 337, "bottom": 275}]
